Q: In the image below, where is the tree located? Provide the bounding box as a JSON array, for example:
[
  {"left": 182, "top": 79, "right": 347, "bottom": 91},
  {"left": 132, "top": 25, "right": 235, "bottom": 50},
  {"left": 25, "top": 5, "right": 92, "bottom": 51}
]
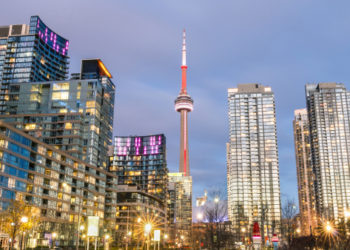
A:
[
  {"left": 280, "top": 198, "right": 299, "bottom": 248},
  {"left": 1, "top": 199, "right": 40, "bottom": 250},
  {"left": 201, "top": 184, "right": 233, "bottom": 250}
]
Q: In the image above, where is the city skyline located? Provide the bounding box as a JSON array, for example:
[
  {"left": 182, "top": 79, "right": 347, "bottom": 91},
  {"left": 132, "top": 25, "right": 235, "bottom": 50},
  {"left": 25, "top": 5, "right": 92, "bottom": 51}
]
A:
[{"left": 2, "top": 1, "right": 350, "bottom": 204}]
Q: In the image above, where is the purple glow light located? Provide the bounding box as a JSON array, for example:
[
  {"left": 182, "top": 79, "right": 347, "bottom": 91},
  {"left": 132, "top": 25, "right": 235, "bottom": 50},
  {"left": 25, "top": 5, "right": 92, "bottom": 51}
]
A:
[
  {"left": 123, "top": 147, "right": 127, "bottom": 155},
  {"left": 158, "top": 135, "right": 161, "bottom": 145},
  {"left": 56, "top": 45, "right": 59, "bottom": 52},
  {"left": 45, "top": 37, "right": 48, "bottom": 43},
  {"left": 151, "top": 146, "right": 154, "bottom": 155},
  {"left": 117, "top": 138, "right": 120, "bottom": 147},
  {"left": 118, "top": 146, "right": 122, "bottom": 155},
  {"left": 144, "top": 146, "right": 147, "bottom": 155},
  {"left": 136, "top": 147, "right": 139, "bottom": 155},
  {"left": 127, "top": 138, "right": 130, "bottom": 147},
  {"left": 37, "top": 20, "right": 39, "bottom": 28},
  {"left": 155, "top": 145, "right": 159, "bottom": 154},
  {"left": 66, "top": 41, "right": 69, "bottom": 50},
  {"left": 62, "top": 49, "right": 65, "bottom": 55}
]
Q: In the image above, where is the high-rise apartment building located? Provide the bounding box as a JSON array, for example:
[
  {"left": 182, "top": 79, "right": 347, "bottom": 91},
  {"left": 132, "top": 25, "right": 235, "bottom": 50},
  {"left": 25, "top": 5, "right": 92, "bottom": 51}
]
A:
[
  {"left": 109, "top": 135, "right": 169, "bottom": 202},
  {"left": 293, "top": 109, "right": 316, "bottom": 235},
  {"left": 227, "top": 84, "right": 282, "bottom": 242},
  {"left": 71, "top": 59, "right": 115, "bottom": 145},
  {"left": 0, "top": 75, "right": 113, "bottom": 169},
  {"left": 168, "top": 172, "right": 192, "bottom": 245},
  {"left": 306, "top": 83, "right": 350, "bottom": 221},
  {"left": 0, "top": 121, "right": 119, "bottom": 246},
  {"left": 0, "top": 16, "right": 69, "bottom": 114}
]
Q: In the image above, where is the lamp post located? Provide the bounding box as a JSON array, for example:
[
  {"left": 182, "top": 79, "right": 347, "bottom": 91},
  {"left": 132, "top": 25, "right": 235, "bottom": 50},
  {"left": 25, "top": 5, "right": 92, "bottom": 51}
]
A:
[
  {"left": 52, "top": 233, "right": 57, "bottom": 249},
  {"left": 164, "top": 235, "right": 168, "bottom": 250},
  {"left": 146, "top": 224, "right": 151, "bottom": 250},
  {"left": 197, "top": 214, "right": 203, "bottom": 250},
  {"left": 242, "top": 228, "right": 246, "bottom": 246},
  {"left": 21, "top": 217, "right": 28, "bottom": 250},
  {"left": 137, "top": 218, "right": 141, "bottom": 250}
]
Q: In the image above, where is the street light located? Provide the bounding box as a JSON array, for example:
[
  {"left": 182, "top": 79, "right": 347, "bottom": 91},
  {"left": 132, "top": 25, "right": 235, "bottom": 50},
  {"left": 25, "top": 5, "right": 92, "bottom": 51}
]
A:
[
  {"left": 146, "top": 224, "right": 152, "bottom": 250},
  {"left": 197, "top": 214, "right": 203, "bottom": 250},
  {"left": 52, "top": 233, "right": 57, "bottom": 248},
  {"left": 80, "top": 225, "right": 85, "bottom": 230},
  {"left": 214, "top": 196, "right": 219, "bottom": 203},
  {"left": 105, "top": 235, "right": 109, "bottom": 239},
  {"left": 21, "top": 217, "right": 28, "bottom": 223}
]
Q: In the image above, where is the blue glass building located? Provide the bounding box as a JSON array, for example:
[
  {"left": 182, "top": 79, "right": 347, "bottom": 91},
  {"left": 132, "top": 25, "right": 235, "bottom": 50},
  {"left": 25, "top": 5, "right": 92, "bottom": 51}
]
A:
[{"left": 0, "top": 15, "right": 69, "bottom": 114}]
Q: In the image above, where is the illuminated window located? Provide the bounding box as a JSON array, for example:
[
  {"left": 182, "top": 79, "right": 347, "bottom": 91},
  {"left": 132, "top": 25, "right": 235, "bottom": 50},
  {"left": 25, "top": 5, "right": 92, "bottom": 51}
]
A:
[
  {"left": 78, "top": 82, "right": 81, "bottom": 90},
  {"left": 86, "top": 109, "right": 95, "bottom": 116},
  {"left": 52, "top": 92, "right": 69, "bottom": 100},
  {"left": 65, "top": 123, "right": 72, "bottom": 129},
  {"left": 53, "top": 83, "right": 69, "bottom": 90},
  {"left": 31, "top": 84, "right": 41, "bottom": 92},
  {"left": 59, "top": 109, "right": 67, "bottom": 113},
  {"left": 86, "top": 101, "right": 95, "bottom": 108},
  {"left": 77, "top": 91, "right": 80, "bottom": 99},
  {"left": 8, "top": 178, "right": 15, "bottom": 189},
  {"left": 25, "top": 124, "right": 36, "bottom": 130},
  {"left": 30, "top": 94, "right": 41, "bottom": 102}
]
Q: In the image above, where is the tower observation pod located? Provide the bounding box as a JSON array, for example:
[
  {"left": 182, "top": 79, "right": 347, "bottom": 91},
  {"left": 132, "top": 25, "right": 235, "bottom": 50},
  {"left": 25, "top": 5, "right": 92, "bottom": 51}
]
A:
[{"left": 175, "top": 29, "right": 193, "bottom": 177}]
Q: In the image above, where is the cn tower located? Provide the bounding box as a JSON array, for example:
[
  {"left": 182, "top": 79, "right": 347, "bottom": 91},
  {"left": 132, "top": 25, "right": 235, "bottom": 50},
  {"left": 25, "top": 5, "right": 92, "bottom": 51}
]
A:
[{"left": 175, "top": 29, "right": 193, "bottom": 177}]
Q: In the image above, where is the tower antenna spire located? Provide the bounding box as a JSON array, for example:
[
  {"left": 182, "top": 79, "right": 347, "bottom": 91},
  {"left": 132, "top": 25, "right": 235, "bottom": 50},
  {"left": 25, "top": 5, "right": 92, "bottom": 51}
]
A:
[{"left": 181, "top": 29, "right": 187, "bottom": 94}]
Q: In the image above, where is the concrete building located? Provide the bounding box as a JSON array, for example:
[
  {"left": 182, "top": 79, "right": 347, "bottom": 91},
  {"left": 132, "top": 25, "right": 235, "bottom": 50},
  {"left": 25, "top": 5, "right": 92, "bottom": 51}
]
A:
[
  {"left": 0, "top": 121, "right": 118, "bottom": 247},
  {"left": 227, "top": 84, "right": 282, "bottom": 242},
  {"left": 293, "top": 109, "right": 316, "bottom": 235},
  {"left": 306, "top": 83, "right": 350, "bottom": 222},
  {"left": 196, "top": 190, "right": 207, "bottom": 207},
  {"left": 168, "top": 172, "right": 192, "bottom": 245},
  {"left": 0, "top": 16, "right": 70, "bottom": 113},
  {"left": 0, "top": 67, "right": 114, "bottom": 169},
  {"left": 174, "top": 30, "right": 193, "bottom": 177}
]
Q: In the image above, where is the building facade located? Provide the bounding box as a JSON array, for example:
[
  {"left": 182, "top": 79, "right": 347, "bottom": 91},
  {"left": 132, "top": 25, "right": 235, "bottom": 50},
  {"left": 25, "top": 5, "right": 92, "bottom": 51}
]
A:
[
  {"left": 306, "top": 83, "right": 350, "bottom": 222},
  {"left": 0, "top": 121, "right": 118, "bottom": 246},
  {"left": 168, "top": 172, "right": 192, "bottom": 245},
  {"left": 0, "top": 16, "right": 69, "bottom": 114},
  {"left": 109, "top": 135, "right": 168, "bottom": 202},
  {"left": 0, "top": 77, "right": 113, "bottom": 169},
  {"left": 114, "top": 184, "right": 167, "bottom": 240},
  {"left": 227, "top": 84, "right": 282, "bottom": 242},
  {"left": 293, "top": 109, "right": 316, "bottom": 235}
]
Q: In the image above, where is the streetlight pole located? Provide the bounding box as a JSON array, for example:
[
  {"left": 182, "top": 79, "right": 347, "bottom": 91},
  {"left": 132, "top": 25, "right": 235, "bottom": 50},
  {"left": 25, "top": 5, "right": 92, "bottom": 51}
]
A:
[
  {"left": 146, "top": 224, "right": 151, "bottom": 250},
  {"left": 197, "top": 214, "right": 203, "bottom": 250}
]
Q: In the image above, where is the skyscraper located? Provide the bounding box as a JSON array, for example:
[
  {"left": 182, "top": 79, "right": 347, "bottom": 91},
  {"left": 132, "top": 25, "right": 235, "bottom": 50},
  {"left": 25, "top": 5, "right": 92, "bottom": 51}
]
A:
[
  {"left": 109, "top": 135, "right": 169, "bottom": 201},
  {"left": 168, "top": 172, "right": 192, "bottom": 245},
  {"left": 0, "top": 73, "right": 113, "bottom": 169},
  {"left": 306, "top": 83, "right": 350, "bottom": 221},
  {"left": 293, "top": 109, "right": 316, "bottom": 235},
  {"left": 0, "top": 16, "right": 69, "bottom": 113},
  {"left": 227, "top": 84, "right": 282, "bottom": 242},
  {"left": 175, "top": 30, "right": 193, "bottom": 177}
]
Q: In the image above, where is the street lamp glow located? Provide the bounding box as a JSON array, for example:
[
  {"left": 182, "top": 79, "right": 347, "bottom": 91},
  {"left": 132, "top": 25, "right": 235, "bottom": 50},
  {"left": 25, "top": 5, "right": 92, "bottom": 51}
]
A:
[
  {"left": 80, "top": 225, "right": 85, "bottom": 230},
  {"left": 21, "top": 217, "right": 28, "bottom": 223},
  {"left": 145, "top": 224, "right": 152, "bottom": 233},
  {"left": 326, "top": 225, "right": 332, "bottom": 232},
  {"left": 105, "top": 235, "right": 109, "bottom": 239},
  {"left": 165, "top": 235, "right": 168, "bottom": 239},
  {"left": 197, "top": 213, "right": 203, "bottom": 220},
  {"left": 62, "top": 183, "right": 67, "bottom": 187},
  {"left": 181, "top": 236, "right": 184, "bottom": 239},
  {"left": 128, "top": 231, "right": 131, "bottom": 235},
  {"left": 296, "top": 229, "right": 300, "bottom": 233},
  {"left": 242, "top": 228, "right": 245, "bottom": 232},
  {"left": 138, "top": 218, "right": 141, "bottom": 223},
  {"left": 83, "top": 235, "right": 86, "bottom": 238},
  {"left": 53, "top": 233, "right": 57, "bottom": 238},
  {"left": 345, "top": 211, "right": 350, "bottom": 218},
  {"left": 214, "top": 196, "right": 219, "bottom": 203}
]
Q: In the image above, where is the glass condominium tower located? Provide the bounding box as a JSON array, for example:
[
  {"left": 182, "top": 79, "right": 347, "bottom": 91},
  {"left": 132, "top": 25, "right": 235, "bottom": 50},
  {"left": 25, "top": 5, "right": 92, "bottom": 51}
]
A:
[
  {"left": 0, "top": 16, "right": 69, "bottom": 114},
  {"left": 227, "top": 84, "right": 282, "bottom": 241},
  {"left": 306, "top": 83, "right": 350, "bottom": 221},
  {"left": 293, "top": 108, "right": 316, "bottom": 235}
]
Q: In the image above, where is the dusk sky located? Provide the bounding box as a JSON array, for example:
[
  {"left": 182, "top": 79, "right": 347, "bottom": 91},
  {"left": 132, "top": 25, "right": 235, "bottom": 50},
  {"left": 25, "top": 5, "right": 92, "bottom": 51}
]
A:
[{"left": 2, "top": 1, "right": 350, "bottom": 205}]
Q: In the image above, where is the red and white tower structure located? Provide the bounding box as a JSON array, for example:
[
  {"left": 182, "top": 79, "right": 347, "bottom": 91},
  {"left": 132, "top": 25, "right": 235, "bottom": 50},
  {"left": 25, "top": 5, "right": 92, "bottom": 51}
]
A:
[{"left": 175, "top": 29, "right": 193, "bottom": 177}]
